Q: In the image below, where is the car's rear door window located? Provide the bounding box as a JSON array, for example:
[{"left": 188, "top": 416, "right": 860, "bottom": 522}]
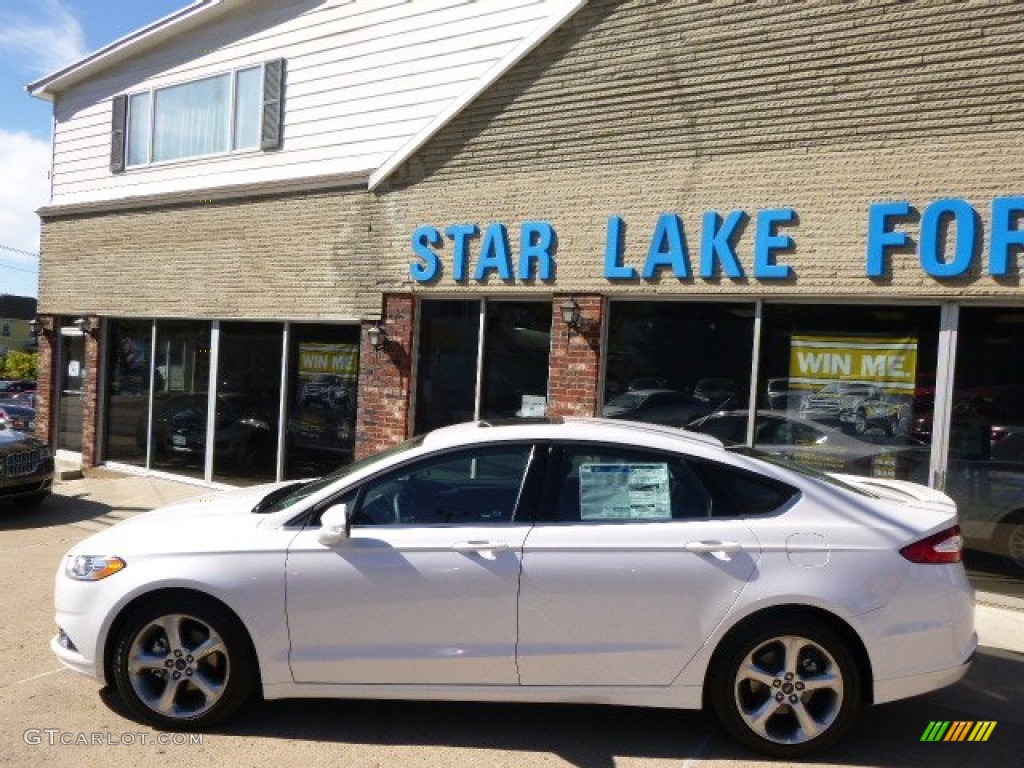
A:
[{"left": 546, "top": 444, "right": 713, "bottom": 522}]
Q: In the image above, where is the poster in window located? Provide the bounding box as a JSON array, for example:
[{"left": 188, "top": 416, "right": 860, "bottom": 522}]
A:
[
  {"left": 781, "top": 334, "right": 925, "bottom": 480},
  {"left": 288, "top": 342, "right": 359, "bottom": 455},
  {"left": 579, "top": 463, "right": 671, "bottom": 520}
]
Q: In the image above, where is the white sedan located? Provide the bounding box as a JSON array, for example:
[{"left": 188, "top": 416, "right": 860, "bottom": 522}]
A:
[{"left": 52, "top": 418, "right": 975, "bottom": 758}]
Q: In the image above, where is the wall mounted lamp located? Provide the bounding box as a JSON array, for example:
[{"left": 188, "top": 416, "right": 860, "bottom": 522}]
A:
[
  {"left": 560, "top": 297, "right": 584, "bottom": 337},
  {"left": 367, "top": 323, "right": 387, "bottom": 351},
  {"left": 28, "top": 316, "right": 55, "bottom": 337},
  {"left": 74, "top": 317, "right": 99, "bottom": 337}
]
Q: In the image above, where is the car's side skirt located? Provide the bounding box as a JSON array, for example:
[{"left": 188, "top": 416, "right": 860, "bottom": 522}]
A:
[{"left": 261, "top": 682, "right": 703, "bottom": 710}]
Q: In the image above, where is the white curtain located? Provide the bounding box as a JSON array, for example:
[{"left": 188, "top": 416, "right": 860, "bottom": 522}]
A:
[{"left": 153, "top": 74, "right": 230, "bottom": 162}]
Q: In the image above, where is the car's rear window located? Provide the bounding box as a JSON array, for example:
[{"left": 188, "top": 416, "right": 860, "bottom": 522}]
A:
[
  {"left": 727, "top": 445, "right": 879, "bottom": 498},
  {"left": 689, "top": 458, "right": 800, "bottom": 516}
]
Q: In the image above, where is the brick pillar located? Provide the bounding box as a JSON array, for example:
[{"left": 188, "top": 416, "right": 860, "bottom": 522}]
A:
[
  {"left": 547, "top": 294, "right": 604, "bottom": 418},
  {"left": 82, "top": 317, "right": 101, "bottom": 467},
  {"left": 34, "top": 317, "right": 57, "bottom": 445},
  {"left": 355, "top": 294, "right": 415, "bottom": 459}
]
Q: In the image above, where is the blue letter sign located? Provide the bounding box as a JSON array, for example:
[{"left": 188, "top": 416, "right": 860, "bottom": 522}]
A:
[{"left": 753, "top": 208, "right": 795, "bottom": 279}]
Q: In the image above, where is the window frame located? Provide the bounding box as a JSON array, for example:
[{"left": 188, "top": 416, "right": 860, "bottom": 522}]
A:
[{"left": 124, "top": 63, "right": 266, "bottom": 169}]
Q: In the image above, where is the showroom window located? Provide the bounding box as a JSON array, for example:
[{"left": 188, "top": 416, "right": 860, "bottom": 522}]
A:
[
  {"left": 115, "top": 60, "right": 284, "bottom": 170},
  {"left": 947, "top": 307, "right": 1024, "bottom": 586},
  {"left": 285, "top": 324, "right": 361, "bottom": 480},
  {"left": 104, "top": 319, "right": 154, "bottom": 467},
  {"left": 750, "top": 304, "right": 939, "bottom": 483},
  {"left": 414, "top": 300, "right": 552, "bottom": 434},
  {"left": 212, "top": 322, "right": 283, "bottom": 486},
  {"left": 603, "top": 301, "right": 756, "bottom": 428},
  {"left": 104, "top": 319, "right": 358, "bottom": 485},
  {"left": 148, "top": 320, "right": 212, "bottom": 481}
]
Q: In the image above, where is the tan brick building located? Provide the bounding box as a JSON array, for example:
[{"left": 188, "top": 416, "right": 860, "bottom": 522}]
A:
[{"left": 27, "top": 1, "right": 1024, "bottom": 582}]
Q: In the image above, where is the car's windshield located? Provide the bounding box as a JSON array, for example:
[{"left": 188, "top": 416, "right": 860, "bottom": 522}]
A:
[
  {"left": 255, "top": 434, "right": 427, "bottom": 514},
  {"left": 728, "top": 445, "right": 880, "bottom": 497}
]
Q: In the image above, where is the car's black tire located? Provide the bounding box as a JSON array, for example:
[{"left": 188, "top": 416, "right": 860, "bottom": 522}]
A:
[
  {"left": 853, "top": 411, "right": 868, "bottom": 434},
  {"left": 111, "top": 595, "right": 255, "bottom": 730},
  {"left": 709, "top": 616, "right": 860, "bottom": 758}
]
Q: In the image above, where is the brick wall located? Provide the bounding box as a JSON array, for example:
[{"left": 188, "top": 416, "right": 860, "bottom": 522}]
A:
[
  {"left": 547, "top": 295, "right": 604, "bottom": 419},
  {"left": 82, "top": 317, "right": 101, "bottom": 466},
  {"left": 39, "top": 187, "right": 384, "bottom": 320},
  {"left": 33, "top": 319, "right": 55, "bottom": 445},
  {"left": 354, "top": 294, "right": 415, "bottom": 458}
]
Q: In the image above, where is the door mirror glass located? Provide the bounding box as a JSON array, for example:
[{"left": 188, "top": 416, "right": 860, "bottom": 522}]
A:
[{"left": 318, "top": 503, "right": 349, "bottom": 545}]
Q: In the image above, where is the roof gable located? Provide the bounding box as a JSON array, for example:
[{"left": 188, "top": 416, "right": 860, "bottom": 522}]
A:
[{"left": 29, "top": 0, "right": 588, "bottom": 209}]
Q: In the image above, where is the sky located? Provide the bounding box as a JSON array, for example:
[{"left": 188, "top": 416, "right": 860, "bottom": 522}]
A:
[{"left": 0, "top": 0, "right": 185, "bottom": 298}]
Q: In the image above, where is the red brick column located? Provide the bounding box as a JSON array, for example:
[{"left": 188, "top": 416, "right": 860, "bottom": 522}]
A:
[
  {"left": 82, "top": 317, "right": 101, "bottom": 467},
  {"left": 355, "top": 294, "right": 415, "bottom": 459},
  {"left": 34, "top": 317, "right": 57, "bottom": 445},
  {"left": 547, "top": 294, "right": 604, "bottom": 418}
]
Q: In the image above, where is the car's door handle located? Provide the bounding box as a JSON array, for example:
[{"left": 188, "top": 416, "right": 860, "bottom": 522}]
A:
[
  {"left": 452, "top": 541, "right": 510, "bottom": 560},
  {"left": 684, "top": 540, "right": 744, "bottom": 557}
]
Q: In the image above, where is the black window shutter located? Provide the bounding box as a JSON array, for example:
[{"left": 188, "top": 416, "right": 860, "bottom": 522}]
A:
[
  {"left": 261, "top": 59, "right": 285, "bottom": 151},
  {"left": 110, "top": 94, "right": 128, "bottom": 173}
]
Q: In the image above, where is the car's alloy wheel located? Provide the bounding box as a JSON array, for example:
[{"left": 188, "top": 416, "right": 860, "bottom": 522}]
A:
[
  {"left": 113, "top": 598, "right": 253, "bottom": 729},
  {"left": 711, "top": 618, "right": 859, "bottom": 757},
  {"left": 1004, "top": 517, "right": 1024, "bottom": 572}
]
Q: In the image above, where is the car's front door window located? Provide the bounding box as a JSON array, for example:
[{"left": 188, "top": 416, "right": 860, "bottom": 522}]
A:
[{"left": 353, "top": 444, "right": 534, "bottom": 526}]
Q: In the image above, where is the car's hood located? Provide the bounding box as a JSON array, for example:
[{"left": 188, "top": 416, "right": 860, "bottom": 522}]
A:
[
  {"left": 0, "top": 429, "right": 43, "bottom": 447},
  {"left": 67, "top": 481, "right": 298, "bottom": 555}
]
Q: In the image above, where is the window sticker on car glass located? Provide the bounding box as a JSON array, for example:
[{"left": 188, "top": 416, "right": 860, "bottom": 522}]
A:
[{"left": 578, "top": 463, "right": 671, "bottom": 520}]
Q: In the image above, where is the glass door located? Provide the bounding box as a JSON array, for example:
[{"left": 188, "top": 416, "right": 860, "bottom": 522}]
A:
[{"left": 58, "top": 328, "right": 86, "bottom": 453}]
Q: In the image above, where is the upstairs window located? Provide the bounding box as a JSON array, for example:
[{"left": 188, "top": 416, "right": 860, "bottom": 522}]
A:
[{"left": 111, "top": 59, "right": 284, "bottom": 172}]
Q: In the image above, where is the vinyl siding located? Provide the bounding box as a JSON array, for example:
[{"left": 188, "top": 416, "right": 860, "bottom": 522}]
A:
[{"left": 47, "top": 0, "right": 576, "bottom": 207}]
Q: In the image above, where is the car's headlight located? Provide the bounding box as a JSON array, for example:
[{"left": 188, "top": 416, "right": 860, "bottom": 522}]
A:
[{"left": 66, "top": 555, "right": 126, "bottom": 581}]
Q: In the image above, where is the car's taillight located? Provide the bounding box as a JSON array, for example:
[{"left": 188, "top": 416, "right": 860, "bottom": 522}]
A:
[
  {"left": 900, "top": 525, "right": 963, "bottom": 564},
  {"left": 990, "top": 427, "right": 1008, "bottom": 443}
]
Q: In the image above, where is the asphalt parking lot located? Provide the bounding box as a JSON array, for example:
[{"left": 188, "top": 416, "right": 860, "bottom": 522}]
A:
[{"left": 0, "top": 471, "right": 1021, "bottom": 768}]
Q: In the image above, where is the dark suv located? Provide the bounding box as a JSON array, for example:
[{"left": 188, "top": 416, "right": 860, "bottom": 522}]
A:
[{"left": 0, "top": 428, "right": 53, "bottom": 506}]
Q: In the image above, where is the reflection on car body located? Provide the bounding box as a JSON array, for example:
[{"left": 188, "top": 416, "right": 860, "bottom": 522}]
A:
[
  {"left": 688, "top": 410, "right": 929, "bottom": 480},
  {"left": 603, "top": 388, "right": 723, "bottom": 427},
  {"left": 0, "top": 402, "right": 36, "bottom": 433},
  {"left": 139, "top": 392, "right": 277, "bottom": 474}
]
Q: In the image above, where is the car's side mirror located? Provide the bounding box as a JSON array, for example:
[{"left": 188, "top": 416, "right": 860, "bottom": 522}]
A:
[{"left": 317, "top": 503, "right": 350, "bottom": 546}]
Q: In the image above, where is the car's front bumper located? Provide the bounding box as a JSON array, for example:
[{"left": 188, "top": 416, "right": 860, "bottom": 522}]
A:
[
  {"left": 0, "top": 462, "right": 54, "bottom": 500},
  {"left": 50, "top": 632, "right": 100, "bottom": 679}
]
